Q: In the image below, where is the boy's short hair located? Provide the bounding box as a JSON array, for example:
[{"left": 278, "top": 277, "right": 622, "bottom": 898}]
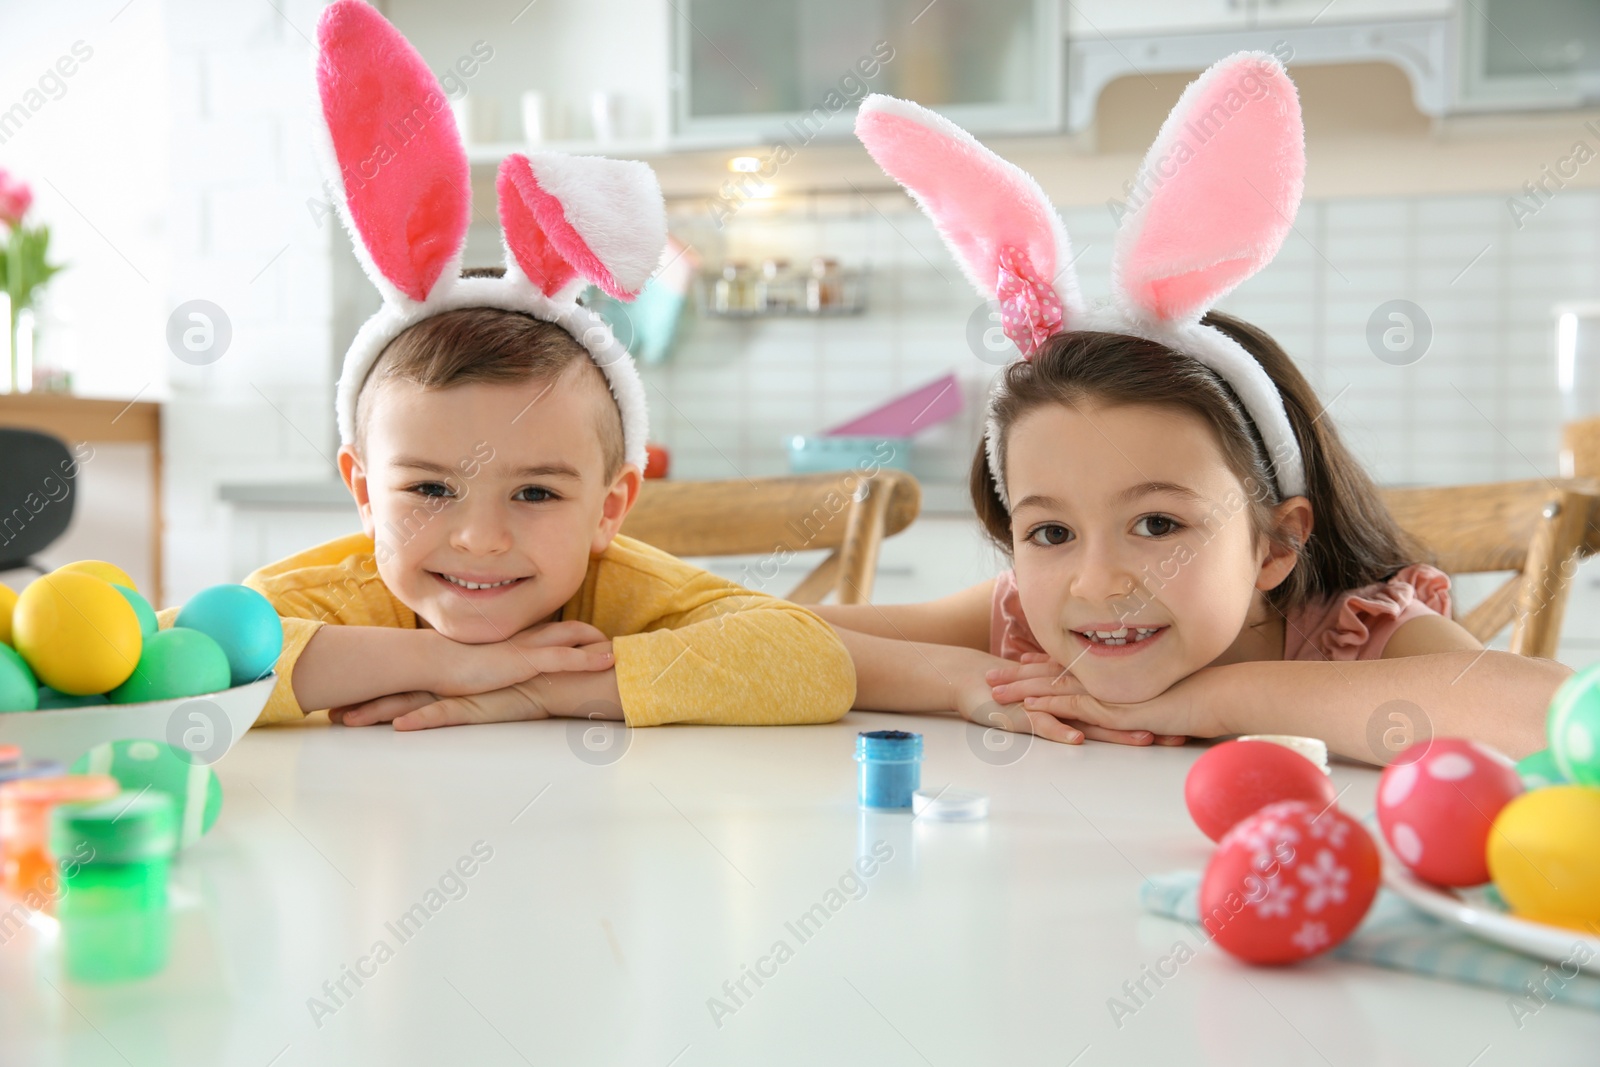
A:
[{"left": 354, "top": 271, "right": 625, "bottom": 478}]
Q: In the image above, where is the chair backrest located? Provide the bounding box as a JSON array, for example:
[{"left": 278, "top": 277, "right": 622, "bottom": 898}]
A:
[
  {"left": 1379, "top": 480, "right": 1597, "bottom": 659},
  {"left": 0, "top": 428, "right": 76, "bottom": 570},
  {"left": 1561, "top": 416, "right": 1600, "bottom": 478},
  {"left": 620, "top": 470, "right": 922, "bottom": 604}
]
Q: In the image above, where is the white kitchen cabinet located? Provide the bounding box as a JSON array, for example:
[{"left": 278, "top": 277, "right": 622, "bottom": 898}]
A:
[{"left": 673, "top": 0, "right": 1062, "bottom": 141}]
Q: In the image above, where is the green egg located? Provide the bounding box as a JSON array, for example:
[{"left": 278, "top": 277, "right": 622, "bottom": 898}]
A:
[
  {"left": 1548, "top": 662, "right": 1600, "bottom": 786},
  {"left": 0, "top": 644, "right": 38, "bottom": 711},
  {"left": 114, "top": 584, "right": 159, "bottom": 637},
  {"left": 107, "top": 627, "right": 231, "bottom": 705},
  {"left": 71, "top": 739, "right": 222, "bottom": 848},
  {"left": 1515, "top": 748, "right": 1567, "bottom": 791},
  {"left": 37, "top": 685, "right": 110, "bottom": 709}
]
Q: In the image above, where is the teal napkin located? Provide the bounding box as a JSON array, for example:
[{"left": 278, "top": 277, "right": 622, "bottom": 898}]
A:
[{"left": 1141, "top": 871, "right": 1600, "bottom": 1014}]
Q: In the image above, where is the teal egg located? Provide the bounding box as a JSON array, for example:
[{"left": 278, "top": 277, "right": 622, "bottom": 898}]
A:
[
  {"left": 71, "top": 739, "right": 222, "bottom": 848},
  {"left": 175, "top": 584, "right": 283, "bottom": 687},
  {"left": 107, "top": 627, "right": 231, "bottom": 704},
  {"left": 1515, "top": 748, "right": 1568, "bottom": 791},
  {"left": 1548, "top": 662, "right": 1600, "bottom": 786},
  {"left": 114, "top": 584, "right": 159, "bottom": 637},
  {"left": 0, "top": 644, "right": 38, "bottom": 711},
  {"left": 37, "top": 685, "right": 110, "bottom": 709}
]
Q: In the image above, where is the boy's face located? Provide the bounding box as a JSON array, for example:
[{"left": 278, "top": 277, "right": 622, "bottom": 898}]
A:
[{"left": 338, "top": 365, "right": 639, "bottom": 644}]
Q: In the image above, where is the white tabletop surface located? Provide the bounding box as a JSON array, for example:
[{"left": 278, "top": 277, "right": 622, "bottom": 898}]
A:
[{"left": 3, "top": 711, "right": 1597, "bottom": 1067}]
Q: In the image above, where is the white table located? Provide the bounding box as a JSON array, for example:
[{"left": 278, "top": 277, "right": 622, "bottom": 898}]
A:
[{"left": 3, "top": 712, "right": 1597, "bottom": 1066}]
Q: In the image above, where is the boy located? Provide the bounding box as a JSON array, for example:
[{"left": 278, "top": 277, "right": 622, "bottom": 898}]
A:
[{"left": 224, "top": 301, "right": 856, "bottom": 732}]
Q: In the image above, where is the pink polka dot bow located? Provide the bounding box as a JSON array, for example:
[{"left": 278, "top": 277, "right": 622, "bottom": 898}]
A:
[{"left": 995, "top": 245, "right": 1063, "bottom": 359}]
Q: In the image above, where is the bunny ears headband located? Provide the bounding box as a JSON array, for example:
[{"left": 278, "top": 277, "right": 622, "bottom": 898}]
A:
[
  {"left": 854, "top": 52, "right": 1308, "bottom": 507},
  {"left": 315, "top": 0, "right": 665, "bottom": 469}
]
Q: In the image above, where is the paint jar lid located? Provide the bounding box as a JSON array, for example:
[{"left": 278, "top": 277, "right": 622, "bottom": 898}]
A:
[
  {"left": 1237, "top": 734, "right": 1329, "bottom": 774},
  {"left": 0, "top": 760, "right": 64, "bottom": 785},
  {"left": 913, "top": 786, "right": 989, "bottom": 821},
  {"left": 856, "top": 730, "right": 923, "bottom": 762},
  {"left": 52, "top": 791, "right": 178, "bottom": 865}
]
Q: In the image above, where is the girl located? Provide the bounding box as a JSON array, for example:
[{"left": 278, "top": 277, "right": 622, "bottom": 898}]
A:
[{"left": 814, "top": 56, "right": 1569, "bottom": 763}]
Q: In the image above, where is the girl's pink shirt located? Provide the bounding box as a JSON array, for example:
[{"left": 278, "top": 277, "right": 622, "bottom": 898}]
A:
[{"left": 989, "top": 563, "right": 1452, "bottom": 663}]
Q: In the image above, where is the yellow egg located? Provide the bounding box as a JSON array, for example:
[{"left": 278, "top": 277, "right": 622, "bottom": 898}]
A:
[
  {"left": 57, "top": 559, "right": 138, "bottom": 593},
  {"left": 0, "top": 583, "right": 15, "bottom": 646},
  {"left": 1488, "top": 785, "right": 1600, "bottom": 931},
  {"left": 12, "top": 572, "right": 143, "bottom": 695}
]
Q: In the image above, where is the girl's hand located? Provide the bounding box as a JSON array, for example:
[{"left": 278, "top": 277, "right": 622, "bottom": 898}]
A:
[
  {"left": 436, "top": 620, "right": 614, "bottom": 696},
  {"left": 987, "top": 653, "right": 1191, "bottom": 746}
]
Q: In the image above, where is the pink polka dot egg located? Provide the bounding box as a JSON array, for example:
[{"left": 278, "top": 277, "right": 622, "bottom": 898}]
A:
[{"left": 1376, "top": 737, "right": 1523, "bottom": 887}]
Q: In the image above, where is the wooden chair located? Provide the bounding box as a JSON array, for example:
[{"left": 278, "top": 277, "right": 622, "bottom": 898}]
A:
[
  {"left": 620, "top": 470, "right": 922, "bottom": 604},
  {"left": 1560, "top": 416, "right": 1600, "bottom": 478},
  {"left": 1379, "top": 480, "right": 1599, "bottom": 659}
]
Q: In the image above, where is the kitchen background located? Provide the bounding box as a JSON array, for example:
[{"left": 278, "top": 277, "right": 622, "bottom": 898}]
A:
[{"left": 3, "top": 0, "right": 1600, "bottom": 663}]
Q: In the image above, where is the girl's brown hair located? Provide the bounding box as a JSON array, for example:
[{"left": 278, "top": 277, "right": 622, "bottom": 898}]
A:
[{"left": 970, "top": 311, "right": 1429, "bottom": 613}]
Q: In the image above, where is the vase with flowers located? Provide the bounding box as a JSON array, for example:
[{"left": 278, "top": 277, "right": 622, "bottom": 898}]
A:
[{"left": 0, "top": 169, "right": 63, "bottom": 393}]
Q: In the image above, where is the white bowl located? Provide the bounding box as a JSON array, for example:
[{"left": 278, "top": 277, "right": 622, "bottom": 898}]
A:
[{"left": 0, "top": 674, "right": 275, "bottom": 767}]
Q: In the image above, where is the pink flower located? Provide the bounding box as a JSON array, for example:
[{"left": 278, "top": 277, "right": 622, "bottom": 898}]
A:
[{"left": 0, "top": 170, "right": 33, "bottom": 227}]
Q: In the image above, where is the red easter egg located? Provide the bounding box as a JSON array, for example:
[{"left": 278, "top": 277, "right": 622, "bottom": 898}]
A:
[
  {"left": 1201, "top": 800, "right": 1380, "bottom": 965},
  {"left": 1376, "top": 737, "right": 1522, "bottom": 887},
  {"left": 1185, "top": 740, "right": 1338, "bottom": 842},
  {"left": 644, "top": 443, "right": 670, "bottom": 480}
]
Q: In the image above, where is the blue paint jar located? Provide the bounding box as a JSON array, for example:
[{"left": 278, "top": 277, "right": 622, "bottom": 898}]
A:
[{"left": 855, "top": 730, "right": 923, "bottom": 809}]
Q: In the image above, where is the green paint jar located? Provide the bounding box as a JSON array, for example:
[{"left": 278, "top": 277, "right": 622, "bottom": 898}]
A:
[{"left": 51, "top": 791, "right": 178, "bottom": 983}]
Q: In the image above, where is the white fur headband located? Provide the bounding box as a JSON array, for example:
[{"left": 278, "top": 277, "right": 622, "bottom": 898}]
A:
[
  {"left": 315, "top": 0, "right": 665, "bottom": 470},
  {"left": 854, "top": 52, "right": 1309, "bottom": 507}
]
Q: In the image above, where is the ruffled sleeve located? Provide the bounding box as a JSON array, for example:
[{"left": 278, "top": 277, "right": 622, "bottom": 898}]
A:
[
  {"left": 1282, "top": 563, "right": 1453, "bottom": 662},
  {"left": 989, "top": 570, "right": 1048, "bottom": 661}
]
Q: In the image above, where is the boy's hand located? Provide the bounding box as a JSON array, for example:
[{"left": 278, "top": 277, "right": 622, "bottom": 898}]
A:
[
  {"left": 434, "top": 620, "right": 613, "bottom": 696},
  {"left": 332, "top": 679, "right": 547, "bottom": 731},
  {"left": 987, "top": 653, "right": 1191, "bottom": 745},
  {"left": 334, "top": 641, "right": 620, "bottom": 730}
]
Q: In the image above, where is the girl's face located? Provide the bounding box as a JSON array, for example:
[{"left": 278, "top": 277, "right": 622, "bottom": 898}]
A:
[{"left": 1004, "top": 399, "right": 1302, "bottom": 703}]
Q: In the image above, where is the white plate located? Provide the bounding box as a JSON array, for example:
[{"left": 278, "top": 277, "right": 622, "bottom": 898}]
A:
[
  {"left": 1382, "top": 852, "right": 1600, "bottom": 976},
  {"left": 0, "top": 674, "right": 275, "bottom": 767}
]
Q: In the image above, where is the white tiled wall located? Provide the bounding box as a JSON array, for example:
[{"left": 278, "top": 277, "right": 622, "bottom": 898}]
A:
[
  {"left": 646, "top": 188, "right": 1600, "bottom": 494},
  {"left": 161, "top": 0, "right": 339, "bottom": 606}
]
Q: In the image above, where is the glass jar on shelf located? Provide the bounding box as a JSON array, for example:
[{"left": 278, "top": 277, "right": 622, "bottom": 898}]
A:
[
  {"left": 756, "top": 258, "right": 800, "bottom": 313},
  {"left": 712, "top": 262, "right": 757, "bottom": 315},
  {"left": 805, "top": 257, "right": 844, "bottom": 313}
]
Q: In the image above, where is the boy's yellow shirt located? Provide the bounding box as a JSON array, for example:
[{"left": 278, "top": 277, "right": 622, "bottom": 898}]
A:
[{"left": 158, "top": 533, "right": 855, "bottom": 729}]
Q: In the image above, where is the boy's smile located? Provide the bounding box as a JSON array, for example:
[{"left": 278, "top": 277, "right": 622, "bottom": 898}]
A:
[
  {"left": 338, "top": 364, "right": 636, "bottom": 644},
  {"left": 1004, "top": 400, "right": 1304, "bottom": 702}
]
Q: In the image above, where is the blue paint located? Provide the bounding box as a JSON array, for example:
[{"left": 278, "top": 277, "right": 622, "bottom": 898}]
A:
[{"left": 855, "top": 730, "right": 923, "bottom": 809}]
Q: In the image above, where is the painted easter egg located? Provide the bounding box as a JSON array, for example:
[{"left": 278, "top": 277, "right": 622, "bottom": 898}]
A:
[
  {"left": 1515, "top": 749, "right": 1567, "bottom": 791},
  {"left": 0, "top": 644, "right": 38, "bottom": 712},
  {"left": 1547, "top": 663, "right": 1600, "bottom": 786},
  {"left": 107, "top": 628, "right": 231, "bottom": 704},
  {"left": 1200, "top": 800, "right": 1380, "bottom": 965},
  {"left": 114, "top": 585, "right": 159, "bottom": 637},
  {"left": 1488, "top": 785, "right": 1600, "bottom": 932},
  {"left": 0, "top": 582, "right": 15, "bottom": 646},
  {"left": 175, "top": 585, "right": 283, "bottom": 687},
  {"left": 36, "top": 686, "right": 109, "bottom": 709},
  {"left": 1376, "top": 738, "right": 1521, "bottom": 887},
  {"left": 1185, "top": 739, "right": 1338, "bottom": 842},
  {"left": 56, "top": 559, "right": 138, "bottom": 592},
  {"left": 12, "top": 572, "right": 141, "bottom": 695},
  {"left": 71, "top": 739, "right": 222, "bottom": 848}
]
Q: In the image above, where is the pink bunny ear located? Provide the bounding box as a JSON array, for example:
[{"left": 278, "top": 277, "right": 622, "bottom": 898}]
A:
[
  {"left": 497, "top": 153, "right": 666, "bottom": 301},
  {"left": 1112, "top": 52, "right": 1305, "bottom": 324},
  {"left": 855, "top": 95, "right": 1079, "bottom": 353},
  {"left": 316, "top": 0, "right": 470, "bottom": 304}
]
